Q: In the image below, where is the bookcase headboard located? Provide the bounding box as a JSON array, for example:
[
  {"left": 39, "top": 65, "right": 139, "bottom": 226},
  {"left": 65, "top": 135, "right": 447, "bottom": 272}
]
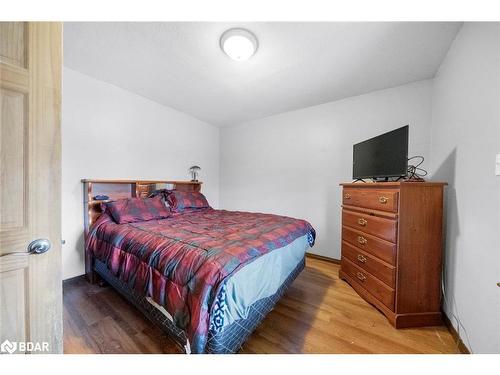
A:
[
  {"left": 81, "top": 179, "right": 202, "bottom": 283},
  {"left": 82, "top": 179, "right": 202, "bottom": 234}
]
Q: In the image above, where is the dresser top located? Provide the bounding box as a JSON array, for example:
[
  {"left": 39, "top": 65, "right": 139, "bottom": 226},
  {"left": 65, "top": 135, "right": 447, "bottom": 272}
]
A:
[{"left": 340, "top": 181, "right": 447, "bottom": 187}]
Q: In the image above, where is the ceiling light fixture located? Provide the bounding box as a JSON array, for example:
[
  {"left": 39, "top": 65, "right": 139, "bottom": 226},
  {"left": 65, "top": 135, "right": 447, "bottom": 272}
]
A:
[{"left": 220, "top": 28, "right": 258, "bottom": 61}]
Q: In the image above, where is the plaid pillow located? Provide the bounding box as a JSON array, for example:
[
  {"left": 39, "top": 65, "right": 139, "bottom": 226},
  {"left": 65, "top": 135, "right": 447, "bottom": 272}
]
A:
[
  {"left": 107, "top": 196, "right": 171, "bottom": 224},
  {"left": 167, "top": 191, "right": 210, "bottom": 212}
]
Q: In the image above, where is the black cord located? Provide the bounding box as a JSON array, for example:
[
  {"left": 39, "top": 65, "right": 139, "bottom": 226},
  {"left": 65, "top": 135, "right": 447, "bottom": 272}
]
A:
[{"left": 406, "top": 156, "right": 427, "bottom": 180}]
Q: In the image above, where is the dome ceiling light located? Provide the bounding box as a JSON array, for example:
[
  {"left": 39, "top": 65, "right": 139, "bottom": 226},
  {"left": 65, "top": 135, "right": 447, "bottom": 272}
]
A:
[{"left": 220, "top": 28, "right": 258, "bottom": 61}]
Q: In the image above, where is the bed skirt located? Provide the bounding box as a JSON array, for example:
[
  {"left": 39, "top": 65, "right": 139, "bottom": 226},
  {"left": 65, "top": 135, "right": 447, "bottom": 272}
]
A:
[{"left": 93, "top": 257, "right": 305, "bottom": 354}]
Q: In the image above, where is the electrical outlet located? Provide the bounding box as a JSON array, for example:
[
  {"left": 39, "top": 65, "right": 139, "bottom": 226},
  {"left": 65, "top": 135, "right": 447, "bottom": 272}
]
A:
[{"left": 496, "top": 154, "right": 500, "bottom": 176}]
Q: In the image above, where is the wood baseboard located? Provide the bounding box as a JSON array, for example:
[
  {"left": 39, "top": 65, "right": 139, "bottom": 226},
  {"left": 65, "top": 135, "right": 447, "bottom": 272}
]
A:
[
  {"left": 306, "top": 252, "right": 341, "bottom": 264},
  {"left": 442, "top": 311, "right": 470, "bottom": 354}
]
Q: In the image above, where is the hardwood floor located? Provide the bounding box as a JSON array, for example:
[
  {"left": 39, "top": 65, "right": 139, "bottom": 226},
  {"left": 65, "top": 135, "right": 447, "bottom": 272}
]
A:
[{"left": 63, "top": 257, "right": 460, "bottom": 354}]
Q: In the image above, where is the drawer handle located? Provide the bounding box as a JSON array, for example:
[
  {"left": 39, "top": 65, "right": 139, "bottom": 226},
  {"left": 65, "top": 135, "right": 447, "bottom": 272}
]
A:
[
  {"left": 357, "top": 254, "right": 367, "bottom": 263},
  {"left": 344, "top": 193, "right": 351, "bottom": 199},
  {"left": 357, "top": 236, "right": 367, "bottom": 245},
  {"left": 356, "top": 272, "right": 367, "bottom": 281},
  {"left": 378, "top": 196, "right": 388, "bottom": 204},
  {"left": 357, "top": 218, "right": 367, "bottom": 226}
]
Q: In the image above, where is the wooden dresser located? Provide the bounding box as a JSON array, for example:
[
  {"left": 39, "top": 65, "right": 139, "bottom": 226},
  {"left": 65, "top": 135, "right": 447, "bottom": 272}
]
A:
[{"left": 339, "top": 181, "right": 446, "bottom": 328}]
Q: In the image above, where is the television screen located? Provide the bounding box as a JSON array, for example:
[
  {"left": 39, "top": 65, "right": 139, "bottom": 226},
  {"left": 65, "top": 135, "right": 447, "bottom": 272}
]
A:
[{"left": 352, "top": 125, "right": 409, "bottom": 180}]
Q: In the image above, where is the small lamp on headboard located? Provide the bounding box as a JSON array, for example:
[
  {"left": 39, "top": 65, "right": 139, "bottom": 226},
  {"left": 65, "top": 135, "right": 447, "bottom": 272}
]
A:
[{"left": 189, "top": 165, "right": 201, "bottom": 182}]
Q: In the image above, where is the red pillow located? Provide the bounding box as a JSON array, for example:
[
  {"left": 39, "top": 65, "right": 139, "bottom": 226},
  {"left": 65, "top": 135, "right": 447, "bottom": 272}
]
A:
[
  {"left": 107, "top": 196, "right": 171, "bottom": 224},
  {"left": 167, "top": 191, "right": 210, "bottom": 212}
]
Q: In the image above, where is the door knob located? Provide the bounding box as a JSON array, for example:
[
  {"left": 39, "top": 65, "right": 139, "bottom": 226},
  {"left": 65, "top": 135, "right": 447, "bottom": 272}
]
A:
[{"left": 27, "top": 239, "right": 51, "bottom": 254}]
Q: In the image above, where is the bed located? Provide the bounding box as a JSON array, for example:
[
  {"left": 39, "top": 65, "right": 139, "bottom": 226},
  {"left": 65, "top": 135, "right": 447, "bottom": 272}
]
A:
[{"left": 82, "top": 179, "right": 315, "bottom": 354}]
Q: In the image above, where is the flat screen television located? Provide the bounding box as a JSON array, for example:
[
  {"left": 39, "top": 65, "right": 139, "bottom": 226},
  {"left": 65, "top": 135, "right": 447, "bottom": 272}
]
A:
[{"left": 352, "top": 125, "right": 409, "bottom": 180}]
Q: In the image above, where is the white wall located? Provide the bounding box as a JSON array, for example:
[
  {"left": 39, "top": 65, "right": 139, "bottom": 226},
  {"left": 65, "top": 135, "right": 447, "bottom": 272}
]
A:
[
  {"left": 429, "top": 23, "right": 500, "bottom": 353},
  {"left": 220, "top": 80, "right": 433, "bottom": 260},
  {"left": 62, "top": 68, "right": 220, "bottom": 280}
]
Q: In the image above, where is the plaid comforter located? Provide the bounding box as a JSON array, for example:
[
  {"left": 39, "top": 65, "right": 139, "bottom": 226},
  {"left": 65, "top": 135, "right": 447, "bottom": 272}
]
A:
[{"left": 85, "top": 208, "right": 315, "bottom": 353}]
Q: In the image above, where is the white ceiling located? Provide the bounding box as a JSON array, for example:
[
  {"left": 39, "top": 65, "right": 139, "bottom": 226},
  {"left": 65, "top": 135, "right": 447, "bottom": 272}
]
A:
[{"left": 64, "top": 22, "right": 461, "bottom": 127}]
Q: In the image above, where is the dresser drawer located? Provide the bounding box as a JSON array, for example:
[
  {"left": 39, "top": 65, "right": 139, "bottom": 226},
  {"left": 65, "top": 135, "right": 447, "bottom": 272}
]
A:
[
  {"left": 342, "top": 188, "right": 399, "bottom": 213},
  {"left": 342, "top": 226, "right": 397, "bottom": 265},
  {"left": 341, "top": 257, "right": 395, "bottom": 310},
  {"left": 342, "top": 209, "right": 397, "bottom": 243},
  {"left": 342, "top": 241, "right": 395, "bottom": 287}
]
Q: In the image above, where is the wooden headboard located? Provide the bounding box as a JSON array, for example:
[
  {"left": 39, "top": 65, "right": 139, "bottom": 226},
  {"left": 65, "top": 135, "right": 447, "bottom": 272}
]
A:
[
  {"left": 81, "top": 179, "right": 202, "bottom": 282},
  {"left": 82, "top": 179, "right": 202, "bottom": 233}
]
